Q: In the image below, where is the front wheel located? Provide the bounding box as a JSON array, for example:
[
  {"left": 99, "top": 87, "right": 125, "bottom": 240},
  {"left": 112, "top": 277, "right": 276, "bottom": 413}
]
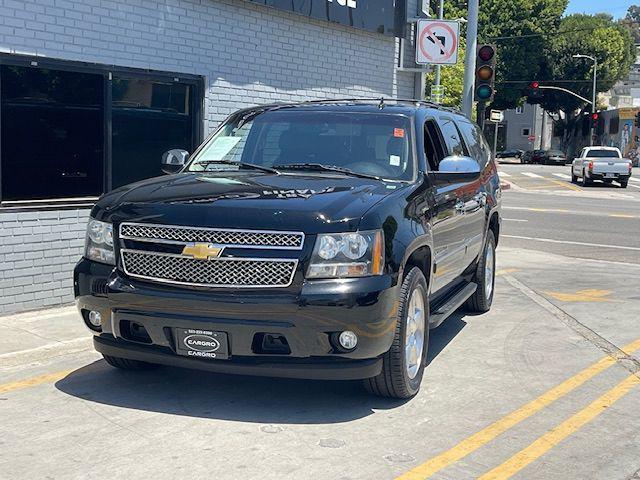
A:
[
  {"left": 102, "top": 354, "right": 158, "bottom": 370},
  {"left": 571, "top": 171, "right": 578, "bottom": 183},
  {"left": 465, "top": 230, "right": 496, "bottom": 313},
  {"left": 364, "top": 267, "right": 429, "bottom": 399}
]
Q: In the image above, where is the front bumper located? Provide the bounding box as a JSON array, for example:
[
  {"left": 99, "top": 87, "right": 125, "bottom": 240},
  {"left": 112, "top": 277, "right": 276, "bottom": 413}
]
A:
[{"left": 74, "top": 258, "right": 399, "bottom": 380}]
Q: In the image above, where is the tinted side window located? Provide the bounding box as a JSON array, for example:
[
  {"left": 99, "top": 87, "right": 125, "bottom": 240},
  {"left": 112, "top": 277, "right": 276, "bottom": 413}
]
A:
[
  {"left": 457, "top": 119, "right": 490, "bottom": 167},
  {"left": 438, "top": 117, "right": 467, "bottom": 156}
]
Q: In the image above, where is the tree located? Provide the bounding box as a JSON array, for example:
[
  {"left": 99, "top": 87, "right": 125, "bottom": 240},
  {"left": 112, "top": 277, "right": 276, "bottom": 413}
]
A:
[
  {"left": 620, "top": 5, "right": 640, "bottom": 43},
  {"left": 427, "top": 0, "right": 567, "bottom": 109},
  {"left": 537, "top": 14, "right": 635, "bottom": 154},
  {"left": 425, "top": 44, "right": 465, "bottom": 109}
]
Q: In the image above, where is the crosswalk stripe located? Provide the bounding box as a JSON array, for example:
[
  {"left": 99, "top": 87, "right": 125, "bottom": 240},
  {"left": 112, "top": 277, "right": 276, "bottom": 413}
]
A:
[
  {"left": 522, "top": 172, "right": 543, "bottom": 178},
  {"left": 552, "top": 173, "right": 571, "bottom": 179},
  {"left": 498, "top": 172, "right": 511, "bottom": 177},
  {"left": 629, "top": 177, "right": 640, "bottom": 183}
]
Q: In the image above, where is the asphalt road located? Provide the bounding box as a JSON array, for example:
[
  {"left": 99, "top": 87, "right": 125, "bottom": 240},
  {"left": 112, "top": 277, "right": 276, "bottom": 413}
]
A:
[
  {"left": 1, "top": 164, "right": 639, "bottom": 480},
  {"left": 498, "top": 161, "right": 640, "bottom": 264}
]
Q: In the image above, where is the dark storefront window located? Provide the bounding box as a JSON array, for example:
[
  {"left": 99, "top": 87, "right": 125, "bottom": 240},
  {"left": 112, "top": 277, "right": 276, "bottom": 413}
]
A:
[
  {"left": 1, "top": 65, "right": 104, "bottom": 201},
  {"left": 0, "top": 55, "right": 202, "bottom": 205},
  {"left": 112, "top": 78, "right": 194, "bottom": 188}
]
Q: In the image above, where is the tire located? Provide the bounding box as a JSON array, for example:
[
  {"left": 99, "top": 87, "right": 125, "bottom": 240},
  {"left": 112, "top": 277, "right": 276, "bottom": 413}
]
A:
[
  {"left": 364, "top": 267, "right": 429, "bottom": 399},
  {"left": 102, "top": 354, "right": 158, "bottom": 370},
  {"left": 580, "top": 170, "right": 591, "bottom": 187},
  {"left": 571, "top": 171, "right": 577, "bottom": 184},
  {"left": 464, "top": 230, "right": 496, "bottom": 313},
  {"left": 620, "top": 180, "right": 628, "bottom": 188}
]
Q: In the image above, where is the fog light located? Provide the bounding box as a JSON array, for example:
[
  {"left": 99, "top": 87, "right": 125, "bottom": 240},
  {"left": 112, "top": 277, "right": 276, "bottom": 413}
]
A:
[
  {"left": 339, "top": 331, "right": 358, "bottom": 350},
  {"left": 88, "top": 310, "right": 102, "bottom": 328}
]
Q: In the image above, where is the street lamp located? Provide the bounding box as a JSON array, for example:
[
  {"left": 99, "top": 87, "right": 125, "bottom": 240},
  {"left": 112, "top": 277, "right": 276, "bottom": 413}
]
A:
[{"left": 573, "top": 54, "right": 597, "bottom": 146}]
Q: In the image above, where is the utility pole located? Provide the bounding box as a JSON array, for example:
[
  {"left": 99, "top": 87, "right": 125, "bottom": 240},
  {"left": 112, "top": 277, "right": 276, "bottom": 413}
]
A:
[
  {"left": 433, "top": 0, "right": 444, "bottom": 99},
  {"left": 461, "top": 0, "right": 479, "bottom": 119}
]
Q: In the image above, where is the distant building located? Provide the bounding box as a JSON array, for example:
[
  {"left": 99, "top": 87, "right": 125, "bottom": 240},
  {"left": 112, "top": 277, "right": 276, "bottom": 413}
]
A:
[
  {"left": 603, "top": 47, "right": 640, "bottom": 108},
  {"left": 501, "top": 103, "right": 554, "bottom": 151}
]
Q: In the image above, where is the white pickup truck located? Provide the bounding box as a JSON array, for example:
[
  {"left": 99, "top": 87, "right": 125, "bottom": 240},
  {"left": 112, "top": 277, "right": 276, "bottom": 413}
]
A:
[{"left": 571, "top": 146, "right": 633, "bottom": 188}]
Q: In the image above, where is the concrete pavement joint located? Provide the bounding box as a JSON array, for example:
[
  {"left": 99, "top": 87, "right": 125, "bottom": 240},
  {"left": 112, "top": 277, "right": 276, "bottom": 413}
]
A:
[
  {"left": 0, "top": 337, "right": 92, "bottom": 369},
  {"left": 502, "top": 275, "right": 640, "bottom": 378}
]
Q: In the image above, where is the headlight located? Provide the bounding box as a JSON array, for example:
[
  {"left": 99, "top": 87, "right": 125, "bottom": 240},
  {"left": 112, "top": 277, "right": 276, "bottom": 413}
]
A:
[
  {"left": 84, "top": 219, "right": 115, "bottom": 265},
  {"left": 307, "top": 230, "right": 384, "bottom": 279}
]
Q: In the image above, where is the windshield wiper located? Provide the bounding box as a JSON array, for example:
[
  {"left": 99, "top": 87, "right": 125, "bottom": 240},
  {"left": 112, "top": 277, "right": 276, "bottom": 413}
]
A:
[
  {"left": 274, "top": 163, "right": 383, "bottom": 181},
  {"left": 191, "top": 160, "right": 279, "bottom": 174}
]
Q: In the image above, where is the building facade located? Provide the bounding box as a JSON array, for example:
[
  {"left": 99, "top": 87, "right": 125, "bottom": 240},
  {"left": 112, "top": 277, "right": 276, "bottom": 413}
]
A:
[
  {"left": 501, "top": 103, "right": 554, "bottom": 152},
  {"left": 0, "top": 0, "right": 421, "bottom": 314}
]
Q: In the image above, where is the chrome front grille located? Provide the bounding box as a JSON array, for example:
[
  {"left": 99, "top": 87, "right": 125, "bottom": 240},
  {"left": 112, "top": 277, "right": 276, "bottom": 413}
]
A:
[
  {"left": 119, "top": 222, "right": 304, "bottom": 249},
  {"left": 121, "top": 250, "right": 297, "bottom": 288}
]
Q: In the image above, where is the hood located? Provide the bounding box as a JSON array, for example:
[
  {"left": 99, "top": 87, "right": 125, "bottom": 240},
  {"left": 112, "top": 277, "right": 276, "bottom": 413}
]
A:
[{"left": 94, "top": 171, "right": 404, "bottom": 233}]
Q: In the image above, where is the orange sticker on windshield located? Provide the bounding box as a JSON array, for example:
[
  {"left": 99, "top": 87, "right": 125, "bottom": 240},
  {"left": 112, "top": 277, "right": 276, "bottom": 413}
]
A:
[{"left": 394, "top": 128, "right": 405, "bottom": 138}]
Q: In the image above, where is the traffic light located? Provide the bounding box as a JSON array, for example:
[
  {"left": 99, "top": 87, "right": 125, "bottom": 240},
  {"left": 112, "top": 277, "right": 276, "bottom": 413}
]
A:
[
  {"left": 635, "top": 111, "right": 640, "bottom": 129},
  {"left": 526, "top": 81, "right": 544, "bottom": 104},
  {"left": 474, "top": 44, "right": 496, "bottom": 102},
  {"left": 591, "top": 112, "right": 599, "bottom": 129}
]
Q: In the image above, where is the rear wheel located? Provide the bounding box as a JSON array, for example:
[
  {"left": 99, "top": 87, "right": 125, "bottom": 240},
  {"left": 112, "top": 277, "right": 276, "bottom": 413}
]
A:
[
  {"left": 364, "top": 267, "right": 428, "bottom": 399},
  {"left": 620, "top": 180, "right": 628, "bottom": 188},
  {"left": 580, "top": 170, "right": 591, "bottom": 187},
  {"left": 464, "top": 230, "right": 496, "bottom": 313},
  {"left": 102, "top": 354, "right": 158, "bottom": 370}
]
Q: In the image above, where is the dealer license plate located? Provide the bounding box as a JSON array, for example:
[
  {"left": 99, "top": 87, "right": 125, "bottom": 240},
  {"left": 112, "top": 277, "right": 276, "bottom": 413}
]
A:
[{"left": 174, "top": 328, "right": 229, "bottom": 360}]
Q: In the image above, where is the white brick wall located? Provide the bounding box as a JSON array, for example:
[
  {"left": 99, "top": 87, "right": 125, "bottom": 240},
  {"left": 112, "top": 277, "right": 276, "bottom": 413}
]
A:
[
  {"left": 0, "top": 0, "right": 415, "bottom": 314},
  {"left": 0, "top": 0, "right": 415, "bottom": 131},
  {"left": 0, "top": 209, "right": 91, "bottom": 314}
]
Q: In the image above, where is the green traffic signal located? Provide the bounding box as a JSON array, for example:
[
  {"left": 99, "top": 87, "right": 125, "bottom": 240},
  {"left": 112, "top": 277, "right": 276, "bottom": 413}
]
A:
[{"left": 476, "top": 85, "right": 493, "bottom": 101}]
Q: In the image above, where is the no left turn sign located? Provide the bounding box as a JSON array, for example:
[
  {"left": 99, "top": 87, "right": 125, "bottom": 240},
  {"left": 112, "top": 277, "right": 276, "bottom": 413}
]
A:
[{"left": 415, "top": 19, "right": 460, "bottom": 65}]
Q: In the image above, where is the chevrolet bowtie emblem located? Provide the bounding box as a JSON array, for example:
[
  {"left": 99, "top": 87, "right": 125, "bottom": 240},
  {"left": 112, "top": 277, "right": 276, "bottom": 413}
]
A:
[{"left": 181, "top": 243, "right": 223, "bottom": 260}]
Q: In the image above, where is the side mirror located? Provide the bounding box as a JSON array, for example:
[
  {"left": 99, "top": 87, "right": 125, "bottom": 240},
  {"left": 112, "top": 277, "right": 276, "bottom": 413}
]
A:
[
  {"left": 161, "top": 149, "right": 189, "bottom": 174},
  {"left": 431, "top": 155, "right": 481, "bottom": 184}
]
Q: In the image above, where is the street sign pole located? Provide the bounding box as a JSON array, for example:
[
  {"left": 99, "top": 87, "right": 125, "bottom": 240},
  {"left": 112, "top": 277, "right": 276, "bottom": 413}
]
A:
[
  {"left": 492, "top": 122, "right": 499, "bottom": 160},
  {"left": 433, "top": 0, "right": 444, "bottom": 102},
  {"left": 462, "top": 0, "right": 479, "bottom": 119}
]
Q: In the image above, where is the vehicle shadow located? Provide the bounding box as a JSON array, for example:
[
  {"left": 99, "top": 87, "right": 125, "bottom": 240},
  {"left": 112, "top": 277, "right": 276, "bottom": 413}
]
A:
[{"left": 55, "top": 316, "right": 467, "bottom": 424}]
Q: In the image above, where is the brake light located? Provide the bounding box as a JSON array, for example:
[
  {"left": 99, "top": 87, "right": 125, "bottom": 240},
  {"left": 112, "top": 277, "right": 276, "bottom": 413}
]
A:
[{"left": 588, "top": 161, "right": 593, "bottom": 171}]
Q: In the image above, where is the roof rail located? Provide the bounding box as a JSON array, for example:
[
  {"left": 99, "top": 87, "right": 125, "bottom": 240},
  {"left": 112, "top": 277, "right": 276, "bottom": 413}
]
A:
[{"left": 296, "top": 97, "right": 461, "bottom": 113}]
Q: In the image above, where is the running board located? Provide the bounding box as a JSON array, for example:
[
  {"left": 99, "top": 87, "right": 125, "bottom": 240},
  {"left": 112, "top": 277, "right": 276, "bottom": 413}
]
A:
[{"left": 429, "top": 282, "right": 477, "bottom": 329}]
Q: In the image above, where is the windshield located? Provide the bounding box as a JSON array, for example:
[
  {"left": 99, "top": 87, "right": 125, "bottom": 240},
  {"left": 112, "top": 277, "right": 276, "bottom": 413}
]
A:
[
  {"left": 187, "top": 110, "right": 413, "bottom": 181},
  {"left": 586, "top": 149, "right": 621, "bottom": 158}
]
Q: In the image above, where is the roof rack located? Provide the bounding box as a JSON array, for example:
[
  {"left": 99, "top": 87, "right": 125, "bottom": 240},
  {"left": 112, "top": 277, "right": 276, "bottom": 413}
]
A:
[{"left": 234, "top": 98, "right": 462, "bottom": 116}]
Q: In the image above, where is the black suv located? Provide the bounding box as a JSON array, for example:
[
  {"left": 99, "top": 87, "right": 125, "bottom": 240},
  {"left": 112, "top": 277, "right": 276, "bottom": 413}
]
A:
[{"left": 74, "top": 99, "right": 501, "bottom": 398}]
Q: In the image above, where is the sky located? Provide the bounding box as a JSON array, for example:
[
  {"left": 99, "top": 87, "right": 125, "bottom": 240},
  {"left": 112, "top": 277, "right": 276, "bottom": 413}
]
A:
[{"left": 565, "top": 0, "right": 633, "bottom": 18}]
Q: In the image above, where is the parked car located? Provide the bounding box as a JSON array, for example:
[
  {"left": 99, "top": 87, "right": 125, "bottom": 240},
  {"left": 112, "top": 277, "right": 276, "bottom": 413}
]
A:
[
  {"left": 544, "top": 149, "right": 568, "bottom": 165},
  {"left": 496, "top": 149, "right": 523, "bottom": 160},
  {"left": 531, "top": 149, "right": 547, "bottom": 164},
  {"left": 571, "top": 146, "right": 633, "bottom": 188},
  {"left": 74, "top": 99, "right": 501, "bottom": 399},
  {"left": 522, "top": 151, "right": 534, "bottom": 164}
]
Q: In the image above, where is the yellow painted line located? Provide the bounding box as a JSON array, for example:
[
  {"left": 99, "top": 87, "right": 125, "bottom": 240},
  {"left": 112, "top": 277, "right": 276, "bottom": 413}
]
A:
[
  {"left": 544, "top": 289, "right": 615, "bottom": 303},
  {"left": 478, "top": 374, "right": 640, "bottom": 480},
  {"left": 496, "top": 268, "right": 520, "bottom": 276},
  {"left": 395, "top": 338, "right": 640, "bottom": 480},
  {"left": 550, "top": 179, "right": 582, "bottom": 192},
  {"left": 0, "top": 370, "right": 73, "bottom": 395}
]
